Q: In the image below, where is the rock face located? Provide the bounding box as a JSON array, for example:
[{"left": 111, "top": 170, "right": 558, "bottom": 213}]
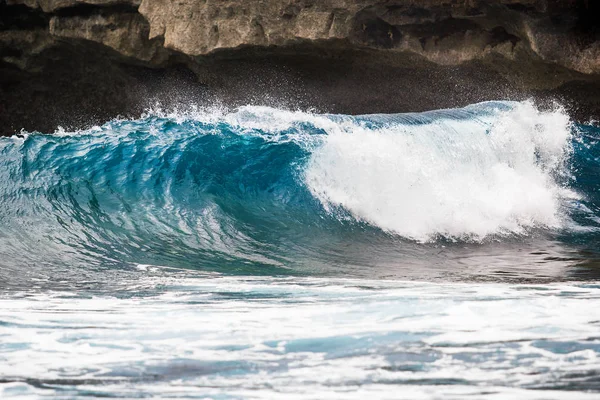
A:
[
  {"left": 139, "top": 0, "right": 600, "bottom": 74},
  {"left": 1, "top": 0, "right": 600, "bottom": 134}
]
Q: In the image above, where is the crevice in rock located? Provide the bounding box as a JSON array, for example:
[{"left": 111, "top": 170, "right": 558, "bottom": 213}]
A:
[
  {"left": 53, "top": 3, "right": 140, "bottom": 18},
  {"left": 489, "top": 26, "right": 520, "bottom": 48},
  {"left": 400, "top": 18, "right": 482, "bottom": 41},
  {"left": 0, "top": 3, "right": 49, "bottom": 31},
  {"left": 353, "top": 12, "right": 402, "bottom": 49},
  {"left": 505, "top": 3, "right": 541, "bottom": 15},
  {"left": 572, "top": 0, "right": 600, "bottom": 49}
]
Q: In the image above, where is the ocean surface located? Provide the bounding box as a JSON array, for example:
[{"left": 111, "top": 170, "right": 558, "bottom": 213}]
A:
[{"left": 1, "top": 101, "right": 600, "bottom": 398}]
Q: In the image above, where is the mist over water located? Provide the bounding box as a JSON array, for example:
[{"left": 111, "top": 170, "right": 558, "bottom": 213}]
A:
[{"left": 1, "top": 101, "right": 600, "bottom": 398}]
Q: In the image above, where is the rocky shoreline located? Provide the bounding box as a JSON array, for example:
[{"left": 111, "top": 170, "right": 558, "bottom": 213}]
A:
[{"left": 1, "top": 0, "right": 600, "bottom": 135}]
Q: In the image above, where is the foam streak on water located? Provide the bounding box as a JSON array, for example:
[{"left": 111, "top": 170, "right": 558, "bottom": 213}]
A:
[{"left": 1, "top": 273, "right": 600, "bottom": 399}]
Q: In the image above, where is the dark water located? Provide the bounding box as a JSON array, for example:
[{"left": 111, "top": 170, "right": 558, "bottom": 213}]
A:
[{"left": 1, "top": 101, "right": 600, "bottom": 398}]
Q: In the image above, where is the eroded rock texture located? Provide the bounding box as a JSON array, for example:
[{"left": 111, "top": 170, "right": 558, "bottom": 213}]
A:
[{"left": 1, "top": 0, "right": 599, "bottom": 134}]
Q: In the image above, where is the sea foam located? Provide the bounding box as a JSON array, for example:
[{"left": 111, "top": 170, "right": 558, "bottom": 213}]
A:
[{"left": 304, "top": 101, "right": 576, "bottom": 241}]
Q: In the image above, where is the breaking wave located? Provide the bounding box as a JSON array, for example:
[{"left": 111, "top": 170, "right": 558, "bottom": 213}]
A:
[{"left": 1, "top": 100, "right": 599, "bottom": 274}]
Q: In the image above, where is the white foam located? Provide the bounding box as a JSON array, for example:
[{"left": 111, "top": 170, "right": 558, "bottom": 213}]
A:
[
  {"left": 304, "top": 101, "right": 577, "bottom": 241},
  {"left": 1, "top": 276, "right": 600, "bottom": 399}
]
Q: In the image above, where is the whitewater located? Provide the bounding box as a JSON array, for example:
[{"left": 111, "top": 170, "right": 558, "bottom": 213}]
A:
[{"left": 1, "top": 101, "right": 600, "bottom": 398}]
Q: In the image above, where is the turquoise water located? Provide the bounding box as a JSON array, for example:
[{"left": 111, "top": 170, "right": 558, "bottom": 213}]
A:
[{"left": 1, "top": 101, "right": 600, "bottom": 398}]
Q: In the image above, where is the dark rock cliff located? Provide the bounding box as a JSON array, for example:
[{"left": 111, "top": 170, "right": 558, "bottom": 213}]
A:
[{"left": 1, "top": 0, "right": 599, "bottom": 134}]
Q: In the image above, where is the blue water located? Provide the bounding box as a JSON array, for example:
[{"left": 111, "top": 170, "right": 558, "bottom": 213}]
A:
[{"left": 1, "top": 101, "right": 600, "bottom": 398}]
